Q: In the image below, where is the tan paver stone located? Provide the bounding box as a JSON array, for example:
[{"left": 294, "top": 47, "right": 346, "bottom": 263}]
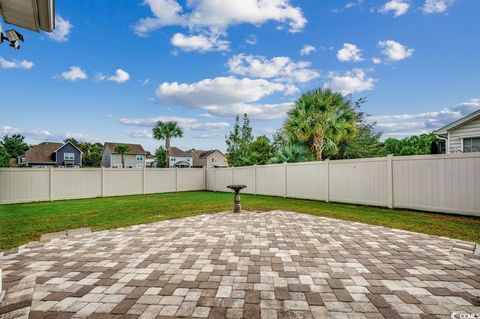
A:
[{"left": 1, "top": 211, "right": 479, "bottom": 319}]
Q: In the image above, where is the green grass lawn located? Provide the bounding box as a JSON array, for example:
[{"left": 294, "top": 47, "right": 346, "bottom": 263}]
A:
[{"left": 1, "top": 191, "right": 479, "bottom": 250}]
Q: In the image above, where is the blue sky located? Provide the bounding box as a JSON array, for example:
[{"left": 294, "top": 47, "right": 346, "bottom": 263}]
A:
[{"left": 1, "top": 0, "right": 479, "bottom": 153}]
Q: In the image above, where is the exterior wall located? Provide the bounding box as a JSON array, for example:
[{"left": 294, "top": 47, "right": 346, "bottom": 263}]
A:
[
  {"left": 169, "top": 156, "right": 192, "bottom": 167},
  {"left": 206, "top": 151, "right": 228, "bottom": 168},
  {"left": 447, "top": 117, "right": 480, "bottom": 153},
  {"left": 110, "top": 154, "right": 146, "bottom": 168},
  {"left": 55, "top": 143, "right": 82, "bottom": 167}
]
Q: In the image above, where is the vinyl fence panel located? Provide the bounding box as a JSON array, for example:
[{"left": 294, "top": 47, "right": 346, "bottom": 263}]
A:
[
  {"left": 0, "top": 169, "right": 50, "bottom": 204},
  {"left": 52, "top": 169, "right": 102, "bottom": 200},
  {"left": 286, "top": 161, "right": 328, "bottom": 201},
  {"left": 214, "top": 168, "right": 234, "bottom": 192},
  {"left": 393, "top": 154, "right": 480, "bottom": 216},
  {"left": 329, "top": 158, "right": 389, "bottom": 207},
  {"left": 103, "top": 169, "right": 144, "bottom": 197},
  {"left": 256, "top": 164, "right": 286, "bottom": 197},
  {"left": 177, "top": 169, "right": 205, "bottom": 191},
  {"left": 233, "top": 166, "right": 256, "bottom": 194},
  {"left": 145, "top": 169, "right": 176, "bottom": 194}
]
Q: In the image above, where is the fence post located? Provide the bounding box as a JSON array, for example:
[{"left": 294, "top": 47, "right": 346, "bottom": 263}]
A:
[
  {"left": 214, "top": 169, "right": 217, "bottom": 192},
  {"left": 284, "top": 162, "right": 287, "bottom": 198},
  {"left": 253, "top": 165, "right": 257, "bottom": 195},
  {"left": 232, "top": 166, "right": 235, "bottom": 185},
  {"left": 203, "top": 167, "right": 207, "bottom": 190},
  {"left": 325, "top": 159, "right": 330, "bottom": 202},
  {"left": 101, "top": 167, "right": 105, "bottom": 197},
  {"left": 142, "top": 167, "right": 146, "bottom": 194},
  {"left": 49, "top": 167, "right": 53, "bottom": 201},
  {"left": 387, "top": 155, "right": 394, "bottom": 209},
  {"left": 175, "top": 167, "right": 179, "bottom": 192}
]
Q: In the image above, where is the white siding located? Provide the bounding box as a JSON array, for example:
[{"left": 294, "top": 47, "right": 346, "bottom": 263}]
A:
[{"left": 448, "top": 117, "right": 480, "bottom": 153}]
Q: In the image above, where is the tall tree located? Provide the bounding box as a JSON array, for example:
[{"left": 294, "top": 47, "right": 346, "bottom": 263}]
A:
[
  {"left": 272, "top": 128, "right": 287, "bottom": 153},
  {"left": 244, "top": 136, "right": 275, "bottom": 165},
  {"left": 332, "top": 100, "right": 383, "bottom": 159},
  {"left": 154, "top": 146, "right": 166, "bottom": 168},
  {"left": 240, "top": 113, "right": 253, "bottom": 159},
  {"left": 225, "top": 115, "right": 243, "bottom": 167},
  {"left": 1, "top": 134, "right": 29, "bottom": 159},
  {"left": 114, "top": 144, "right": 130, "bottom": 168},
  {"left": 284, "top": 88, "right": 358, "bottom": 160},
  {"left": 152, "top": 121, "right": 184, "bottom": 168},
  {"left": 0, "top": 146, "right": 10, "bottom": 167}
]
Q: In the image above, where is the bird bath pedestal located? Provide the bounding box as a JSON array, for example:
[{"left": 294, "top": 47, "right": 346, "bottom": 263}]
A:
[{"left": 227, "top": 185, "right": 247, "bottom": 213}]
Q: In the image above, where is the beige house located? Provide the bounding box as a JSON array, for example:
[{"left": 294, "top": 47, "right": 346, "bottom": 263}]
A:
[
  {"left": 101, "top": 142, "right": 146, "bottom": 168},
  {"left": 168, "top": 147, "right": 193, "bottom": 168},
  {"left": 188, "top": 149, "right": 228, "bottom": 168},
  {"left": 436, "top": 109, "right": 480, "bottom": 154}
]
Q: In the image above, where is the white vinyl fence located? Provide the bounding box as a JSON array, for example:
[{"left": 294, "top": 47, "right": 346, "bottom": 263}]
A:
[
  {"left": 0, "top": 168, "right": 206, "bottom": 204},
  {"left": 206, "top": 153, "right": 480, "bottom": 217},
  {"left": 1, "top": 153, "right": 479, "bottom": 217}
]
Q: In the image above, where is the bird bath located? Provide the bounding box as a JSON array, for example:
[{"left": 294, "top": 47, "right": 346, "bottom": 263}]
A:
[{"left": 227, "top": 185, "right": 247, "bottom": 213}]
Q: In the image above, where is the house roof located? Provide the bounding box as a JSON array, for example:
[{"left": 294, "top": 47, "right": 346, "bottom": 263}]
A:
[
  {"left": 436, "top": 109, "right": 480, "bottom": 136},
  {"left": 0, "top": 0, "right": 55, "bottom": 32},
  {"left": 104, "top": 142, "right": 146, "bottom": 155},
  {"left": 189, "top": 149, "right": 225, "bottom": 158},
  {"left": 169, "top": 147, "right": 189, "bottom": 157},
  {"left": 24, "top": 142, "right": 63, "bottom": 163}
]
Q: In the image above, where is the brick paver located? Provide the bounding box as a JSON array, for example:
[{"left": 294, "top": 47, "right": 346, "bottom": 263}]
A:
[{"left": 1, "top": 211, "right": 479, "bottom": 318}]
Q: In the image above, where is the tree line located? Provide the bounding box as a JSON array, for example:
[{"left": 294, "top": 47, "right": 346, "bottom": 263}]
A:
[{"left": 225, "top": 89, "right": 441, "bottom": 166}]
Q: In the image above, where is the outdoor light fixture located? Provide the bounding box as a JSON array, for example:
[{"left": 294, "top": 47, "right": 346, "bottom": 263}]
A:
[{"left": 0, "top": 24, "right": 23, "bottom": 49}]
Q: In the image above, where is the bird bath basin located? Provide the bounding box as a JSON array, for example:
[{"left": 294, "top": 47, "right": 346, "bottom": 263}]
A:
[{"left": 227, "top": 185, "right": 247, "bottom": 213}]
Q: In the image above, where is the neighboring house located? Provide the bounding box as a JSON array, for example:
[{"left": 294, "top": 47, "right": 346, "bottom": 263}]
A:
[
  {"left": 188, "top": 149, "right": 228, "bottom": 168},
  {"left": 146, "top": 155, "right": 156, "bottom": 168},
  {"left": 168, "top": 147, "right": 192, "bottom": 168},
  {"left": 102, "top": 142, "right": 146, "bottom": 168},
  {"left": 18, "top": 142, "right": 82, "bottom": 168},
  {"left": 436, "top": 109, "right": 480, "bottom": 154}
]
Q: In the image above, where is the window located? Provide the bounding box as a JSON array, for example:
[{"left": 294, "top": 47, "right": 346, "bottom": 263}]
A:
[
  {"left": 136, "top": 155, "right": 144, "bottom": 161},
  {"left": 171, "top": 157, "right": 176, "bottom": 162},
  {"left": 64, "top": 153, "right": 75, "bottom": 161},
  {"left": 136, "top": 164, "right": 144, "bottom": 168},
  {"left": 463, "top": 137, "right": 480, "bottom": 153}
]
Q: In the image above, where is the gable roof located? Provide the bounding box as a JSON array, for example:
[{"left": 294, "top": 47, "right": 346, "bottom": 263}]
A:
[
  {"left": 189, "top": 149, "right": 225, "bottom": 158},
  {"left": 24, "top": 142, "right": 63, "bottom": 163},
  {"left": 169, "top": 147, "right": 189, "bottom": 157},
  {"left": 436, "top": 109, "right": 480, "bottom": 136},
  {"left": 104, "top": 142, "right": 146, "bottom": 155}
]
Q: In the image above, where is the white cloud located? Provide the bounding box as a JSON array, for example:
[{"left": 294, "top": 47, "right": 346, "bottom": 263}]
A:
[
  {"left": 96, "top": 69, "right": 130, "bottom": 83},
  {"left": 0, "top": 125, "right": 94, "bottom": 142},
  {"left": 171, "top": 33, "right": 229, "bottom": 52},
  {"left": 109, "top": 69, "right": 130, "bottom": 83},
  {"left": 57, "top": 66, "right": 87, "bottom": 81},
  {"left": 372, "top": 57, "right": 382, "bottom": 64},
  {"left": 423, "top": 0, "right": 455, "bottom": 14},
  {"left": 155, "top": 76, "right": 295, "bottom": 119},
  {"left": 300, "top": 45, "right": 316, "bottom": 56},
  {"left": 120, "top": 116, "right": 229, "bottom": 138},
  {"left": 324, "top": 69, "right": 376, "bottom": 95},
  {"left": 134, "top": 0, "right": 307, "bottom": 44},
  {"left": 379, "top": 0, "right": 410, "bottom": 16},
  {"left": 378, "top": 40, "right": 414, "bottom": 61},
  {"left": 0, "top": 57, "right": 34, "bottom": 69},
  {"left": 245, "top": 35, "right": 258, "bottom": 45},
  {"left": 227, "top": 54, "right": 319, "bottom": 83},
  {"left": 47, "top": 15, "right": 72, "bottom": 42},
  {"left": 337, "top": 43, "right": 364, "bottom": 62},
  {"left": 368, "top": 98, "right": 480, "bottom": 137}
]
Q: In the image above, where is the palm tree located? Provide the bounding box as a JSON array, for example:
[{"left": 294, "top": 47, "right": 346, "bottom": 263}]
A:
[
  {"left": 268, "top": 144, "right": 314, "bottom": 164},
  {"left": 114, "top": 144, "right": 130, "bottom": 168},
  {"left": 152, "top": 121, "right": 184, "bottom": 168},
  {"left": 284, "top": 88, "right": 358, "bottom": 160}
]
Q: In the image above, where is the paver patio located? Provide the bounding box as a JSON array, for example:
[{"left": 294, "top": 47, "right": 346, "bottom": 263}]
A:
[{"left": 1, "top": 211, "right": 479, "bottom": 319}]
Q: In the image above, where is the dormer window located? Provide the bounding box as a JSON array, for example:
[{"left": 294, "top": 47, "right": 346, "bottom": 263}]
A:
[{"left": 64, "top": 153, "right": 75, "bottom": 161}]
